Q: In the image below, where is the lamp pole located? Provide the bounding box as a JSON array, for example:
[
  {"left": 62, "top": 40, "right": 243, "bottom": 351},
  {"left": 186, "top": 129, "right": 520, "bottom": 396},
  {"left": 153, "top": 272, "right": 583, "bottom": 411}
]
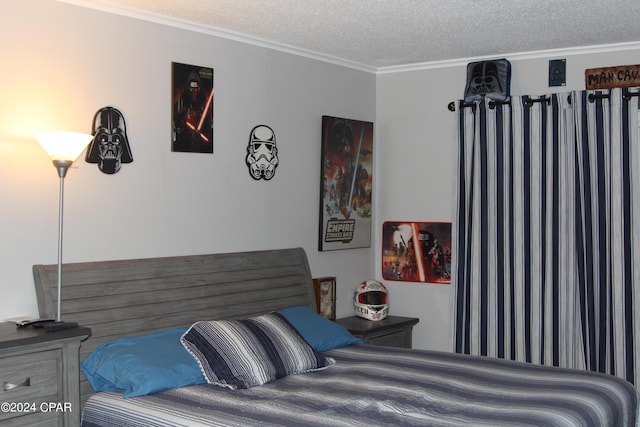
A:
[
  {"left": 36, "top": 131, "right": 92, "bottom": 331},
  {"left": 53, "top": 160, "right": 72, "bottom": 323}
]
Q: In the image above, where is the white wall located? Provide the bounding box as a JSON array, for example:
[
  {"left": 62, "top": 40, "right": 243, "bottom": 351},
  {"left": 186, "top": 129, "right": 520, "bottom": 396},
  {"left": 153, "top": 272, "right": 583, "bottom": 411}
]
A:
[
  {"left": 0, "top": 1, "right": 375, "bottom": 320},
  {"left": 3, "top": 1, "right": 639, "bottom": 355},
  {"left": 376, "top": 45, "right": 640, "bottom": 351}
]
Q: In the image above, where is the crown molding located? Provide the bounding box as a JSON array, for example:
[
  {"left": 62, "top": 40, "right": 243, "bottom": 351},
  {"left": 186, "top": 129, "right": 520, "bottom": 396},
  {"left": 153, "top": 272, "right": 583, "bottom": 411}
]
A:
[
  {"left": 58, "top": 1, "right": 640, "bottom": 75},
  {"left": 56, "top": 0, "right": 378, "bottom": 73},
  {"left": 376, "top": 41, "right": 640, "bottom": 74}
]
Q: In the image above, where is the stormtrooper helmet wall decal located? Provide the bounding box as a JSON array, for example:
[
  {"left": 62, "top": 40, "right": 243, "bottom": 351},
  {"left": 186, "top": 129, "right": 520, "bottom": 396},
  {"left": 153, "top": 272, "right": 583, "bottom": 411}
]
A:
[
  {"left": 246, "top": 125, "right": 278, "bottom": 180},
  {"left": 86, "top": 106, "right": 133, "bottom": 174}
]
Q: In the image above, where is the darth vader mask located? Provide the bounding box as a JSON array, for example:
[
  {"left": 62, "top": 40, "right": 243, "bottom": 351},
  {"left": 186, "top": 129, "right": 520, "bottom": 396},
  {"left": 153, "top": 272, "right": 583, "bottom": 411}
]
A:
[
  {"left": 86, "top": 106, "right": 133, "bottom": 174},
  {"left": 464, "top": 59, "right": 511, "bottom": 103}
]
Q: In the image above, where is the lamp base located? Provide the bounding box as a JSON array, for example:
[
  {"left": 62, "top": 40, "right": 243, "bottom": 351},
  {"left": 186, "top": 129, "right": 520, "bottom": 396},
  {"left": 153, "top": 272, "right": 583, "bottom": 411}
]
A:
[{"left": 42, "top": 321, "right": 79, "bottom": 332}]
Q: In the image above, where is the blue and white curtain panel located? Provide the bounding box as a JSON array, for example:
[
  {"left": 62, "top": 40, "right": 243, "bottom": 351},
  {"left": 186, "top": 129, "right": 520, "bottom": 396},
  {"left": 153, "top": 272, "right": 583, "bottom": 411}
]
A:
[{"left": 453, "top": 88, "right": 640, "bottom": 385}]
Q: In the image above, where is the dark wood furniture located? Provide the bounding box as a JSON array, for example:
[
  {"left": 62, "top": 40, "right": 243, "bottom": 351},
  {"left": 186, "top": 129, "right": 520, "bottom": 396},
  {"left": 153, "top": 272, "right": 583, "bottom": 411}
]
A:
[
  {"left": 0, "top": 322, "right": 90, "bottom": 427},
  {"left": 336, "top": 315, "right": 419, "bottom": 348}
]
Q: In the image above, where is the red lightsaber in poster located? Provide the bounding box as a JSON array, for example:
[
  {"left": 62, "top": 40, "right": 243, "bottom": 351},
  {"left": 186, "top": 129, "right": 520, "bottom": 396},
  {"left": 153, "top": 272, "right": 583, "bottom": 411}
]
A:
[
  {"left": 184, "top": 88, "right": 213, "bottom": 143},
  {"left": 411, "top": 222, "right": 426, "bottom": 282},
  {"left": 196, "top": 88, "right": 214, "bottom": 142}
]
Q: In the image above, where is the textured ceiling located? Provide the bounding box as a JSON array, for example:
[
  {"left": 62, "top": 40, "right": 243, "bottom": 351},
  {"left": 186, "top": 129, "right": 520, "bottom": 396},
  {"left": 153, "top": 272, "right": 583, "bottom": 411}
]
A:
[{"left": 64, "top": 0, "right": 640, "bottom": 71}]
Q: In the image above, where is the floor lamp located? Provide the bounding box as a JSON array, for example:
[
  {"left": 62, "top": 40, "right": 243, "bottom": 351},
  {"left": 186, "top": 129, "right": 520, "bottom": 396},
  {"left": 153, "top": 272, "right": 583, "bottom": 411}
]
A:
[{"left": 36, "top": 131, "right": 93, "bottom": 331}]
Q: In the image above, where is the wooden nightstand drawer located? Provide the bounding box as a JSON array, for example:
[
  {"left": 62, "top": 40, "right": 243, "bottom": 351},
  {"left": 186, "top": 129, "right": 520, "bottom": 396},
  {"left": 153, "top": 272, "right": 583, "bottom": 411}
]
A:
[
  {"left": 0, "top": 349, "right": 62, "bottom": 402},
  {"left": 336, "top": 315, "right": 419, "bottom": 349},
  {"left": 0, "top": 323, "right": 91, "bottom": 426},
  {"left": 0, "top": 348, "right": 62, "bottom": 423},
  {"left": 366, "top": 329, "right": 411, "bottom": 348}
]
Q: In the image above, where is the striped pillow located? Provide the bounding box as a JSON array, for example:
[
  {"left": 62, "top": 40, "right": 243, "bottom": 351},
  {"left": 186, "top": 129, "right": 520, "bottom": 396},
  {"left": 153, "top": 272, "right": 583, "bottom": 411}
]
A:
[{"left": 181, "top": 313, "right": 334, "bottom": 389}]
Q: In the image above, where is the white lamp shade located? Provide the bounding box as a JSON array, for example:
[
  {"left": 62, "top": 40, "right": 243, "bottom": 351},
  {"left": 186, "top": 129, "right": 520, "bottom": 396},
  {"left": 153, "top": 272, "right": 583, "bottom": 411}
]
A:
[{"left": 36, "top": 131, "right": 93, "bottom": 162}]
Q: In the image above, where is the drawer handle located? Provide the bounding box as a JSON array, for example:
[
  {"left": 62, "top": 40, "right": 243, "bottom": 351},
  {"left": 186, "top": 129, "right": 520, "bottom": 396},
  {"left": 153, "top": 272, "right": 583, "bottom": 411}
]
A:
[{"left": 4, "top": 378, "right": 31, "bottom": 391}]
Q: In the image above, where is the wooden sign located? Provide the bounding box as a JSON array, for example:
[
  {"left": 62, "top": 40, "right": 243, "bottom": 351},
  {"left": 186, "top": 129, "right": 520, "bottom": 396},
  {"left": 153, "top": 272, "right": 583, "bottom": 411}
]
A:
[{"left": 585, "top": 64, "right": 640, "bottom": 90}]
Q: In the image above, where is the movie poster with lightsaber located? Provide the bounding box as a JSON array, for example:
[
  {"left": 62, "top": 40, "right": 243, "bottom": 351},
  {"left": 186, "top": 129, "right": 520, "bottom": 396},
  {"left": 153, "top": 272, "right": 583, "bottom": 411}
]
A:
[
  {"left": 319, "top": 116, "right": 373, "bottom": 251},
  {"left": 382, "top": 221, "right": 451, "bottom": 284},
  {"left": 171, "top": 62, "right": 214, "bottom": 153}
]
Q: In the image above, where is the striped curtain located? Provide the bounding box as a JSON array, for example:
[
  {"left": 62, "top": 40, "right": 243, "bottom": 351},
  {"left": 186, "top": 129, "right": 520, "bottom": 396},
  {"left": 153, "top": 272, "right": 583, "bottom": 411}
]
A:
[{"left": 453, "top": 88, "right": 640, "bottom": 384}]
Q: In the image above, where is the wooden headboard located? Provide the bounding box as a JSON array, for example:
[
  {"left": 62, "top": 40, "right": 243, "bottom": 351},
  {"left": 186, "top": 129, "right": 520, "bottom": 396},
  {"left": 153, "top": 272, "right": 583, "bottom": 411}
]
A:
[{"left": 33, "top": 247, "right": 317, "bottom": 404}]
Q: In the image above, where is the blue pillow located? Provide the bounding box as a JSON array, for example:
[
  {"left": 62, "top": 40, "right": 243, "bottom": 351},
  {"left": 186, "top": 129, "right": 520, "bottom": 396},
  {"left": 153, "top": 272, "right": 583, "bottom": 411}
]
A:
[
  {"left": 81, "top": 327, "right": 206, "bottom": 398},
  {"left": 278, "top": 306, "right": 361, "bottom": 351}
]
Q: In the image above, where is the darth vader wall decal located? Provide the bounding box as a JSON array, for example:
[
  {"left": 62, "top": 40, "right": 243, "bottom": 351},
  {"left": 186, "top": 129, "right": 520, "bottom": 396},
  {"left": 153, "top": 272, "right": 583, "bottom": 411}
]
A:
[
  {"left": 246, "top": 125, "right": 278, "bottom": 180},
  {"left": 86, "top": 106, "right": 133, "bottom": 174}
]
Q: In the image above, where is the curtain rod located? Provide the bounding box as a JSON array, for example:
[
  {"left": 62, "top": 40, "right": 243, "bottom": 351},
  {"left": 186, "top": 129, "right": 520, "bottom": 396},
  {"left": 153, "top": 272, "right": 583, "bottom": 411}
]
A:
[
  {"left": 448, "top": 96, "right": 547, "bottom": 111},
  {"left": 589, "top": 89, "right": 640, "bottom": 102},
  {"left": 449, "top": 90, "right": 640, "bottom": 110},
  {"left": 447, "top": 99, "right": 511, "bottom": 112},
  {"left": 588, "top": 93, "right": 609, "bottom": 102},
  {"left": 625, "top": 90, "right": 640, "bottom": 100}
]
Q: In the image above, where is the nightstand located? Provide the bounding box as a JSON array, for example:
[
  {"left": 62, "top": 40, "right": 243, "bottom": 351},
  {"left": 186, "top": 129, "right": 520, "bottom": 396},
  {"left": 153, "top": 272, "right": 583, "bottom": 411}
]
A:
[
  {"left": 0, "top": 322, "right": 90, "bottom": 427},
  {"left": 336, "top": 315, "right": 419, "bottom": 348}
]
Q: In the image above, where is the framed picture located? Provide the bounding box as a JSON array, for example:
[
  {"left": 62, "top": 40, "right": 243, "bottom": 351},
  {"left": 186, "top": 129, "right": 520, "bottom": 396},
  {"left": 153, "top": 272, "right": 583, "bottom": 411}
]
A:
[
  {"left": 319, "top": 116, "right": 374, "bottom": 251},
  {"left": 171, "top": 62, "right": 214, "bottom": 153},
  {"left": 382, "top": 221, "right": 452, "bottom": 284},
  {"left": 313, "top": 277, "right": 336, "bottom": 320}
]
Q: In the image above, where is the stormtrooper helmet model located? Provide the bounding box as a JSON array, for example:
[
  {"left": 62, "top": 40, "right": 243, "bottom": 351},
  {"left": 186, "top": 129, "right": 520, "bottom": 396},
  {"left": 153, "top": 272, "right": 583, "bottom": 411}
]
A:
[
  {"left": 354, "top": 280, "right": 389, "bottom": 321},
  {"left": 246, "top": 125, "right": 278, "bottom": 180}
]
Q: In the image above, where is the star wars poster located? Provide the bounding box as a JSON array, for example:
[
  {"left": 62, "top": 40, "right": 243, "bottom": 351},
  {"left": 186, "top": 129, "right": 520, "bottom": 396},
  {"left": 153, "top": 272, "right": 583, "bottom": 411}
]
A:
[
  {"left": 319, "top": 116, "right": 373, "bottom": 251},
  {"left": 382, "top": 221, "right": 451, "bottom": 284},
  {"left": 172, "top": 62, "right": 214, "bottom": 153}
]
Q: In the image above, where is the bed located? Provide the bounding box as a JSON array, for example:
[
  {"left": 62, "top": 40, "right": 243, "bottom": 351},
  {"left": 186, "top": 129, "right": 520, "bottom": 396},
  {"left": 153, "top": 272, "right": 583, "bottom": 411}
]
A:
[{"left": 33, "top": 247, "right": 640, "bottom": 427}]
